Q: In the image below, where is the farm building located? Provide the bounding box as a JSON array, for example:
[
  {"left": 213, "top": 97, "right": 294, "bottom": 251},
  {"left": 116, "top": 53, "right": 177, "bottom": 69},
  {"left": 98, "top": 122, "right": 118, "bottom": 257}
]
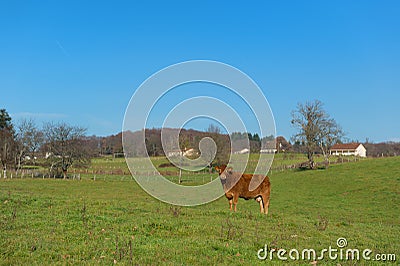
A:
[
  {"left": 235, "top": 148, "right": 250, "bottom": 154},
  {"left": 260, "top": 148, "right": 277, "bottom": 154},
  {"left": 330, "top": 143, "right": 367, "bottom": 157},
  {"left": 167, "top": 148, "right": 197, "bottom": 157}
]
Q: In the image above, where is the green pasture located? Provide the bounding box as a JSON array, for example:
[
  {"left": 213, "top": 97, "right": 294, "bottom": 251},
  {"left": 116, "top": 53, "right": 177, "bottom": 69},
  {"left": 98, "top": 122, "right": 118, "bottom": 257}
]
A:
[{"left": 0, "top": 156, "right": 398, "bottom": 265}]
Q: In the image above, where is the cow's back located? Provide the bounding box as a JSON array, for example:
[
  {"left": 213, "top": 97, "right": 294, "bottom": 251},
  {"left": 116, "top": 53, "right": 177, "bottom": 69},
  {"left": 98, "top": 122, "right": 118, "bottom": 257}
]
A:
[{"left": 230, "top": 174, "right": 270, "bottom": 199}]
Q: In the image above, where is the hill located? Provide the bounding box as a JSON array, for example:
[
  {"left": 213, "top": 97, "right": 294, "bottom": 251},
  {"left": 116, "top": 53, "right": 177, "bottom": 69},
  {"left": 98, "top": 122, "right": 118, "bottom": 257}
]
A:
[{"left": 100, "top": 128, "right": 271, "bottom": 164}]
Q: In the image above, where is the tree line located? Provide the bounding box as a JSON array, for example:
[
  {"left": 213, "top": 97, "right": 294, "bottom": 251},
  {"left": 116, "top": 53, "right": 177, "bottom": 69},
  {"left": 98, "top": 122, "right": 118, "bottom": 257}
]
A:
[{"left": 0, "top": 109, "right": 91, "bottom": 179}]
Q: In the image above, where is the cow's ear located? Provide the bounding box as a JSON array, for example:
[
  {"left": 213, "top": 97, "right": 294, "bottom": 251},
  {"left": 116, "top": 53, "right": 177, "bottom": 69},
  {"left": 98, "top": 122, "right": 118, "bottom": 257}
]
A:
[
  {"left": 227, "top": 167, "right": 233, "bottom": 174},
  {"left": 215, "top": 166, "right": 221, "bottom": 173}
]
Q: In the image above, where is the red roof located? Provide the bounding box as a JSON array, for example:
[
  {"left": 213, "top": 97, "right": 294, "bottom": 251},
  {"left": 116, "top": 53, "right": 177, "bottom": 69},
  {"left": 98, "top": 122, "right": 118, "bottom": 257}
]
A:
[{"left": 330, "top": 143, "right": 361, "bottom": 150}]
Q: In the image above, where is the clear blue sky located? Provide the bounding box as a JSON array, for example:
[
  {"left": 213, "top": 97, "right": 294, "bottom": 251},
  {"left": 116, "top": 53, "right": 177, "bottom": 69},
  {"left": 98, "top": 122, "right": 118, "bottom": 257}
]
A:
[{"left": 1, "top": 1, "right": 399, "bottom": 142}]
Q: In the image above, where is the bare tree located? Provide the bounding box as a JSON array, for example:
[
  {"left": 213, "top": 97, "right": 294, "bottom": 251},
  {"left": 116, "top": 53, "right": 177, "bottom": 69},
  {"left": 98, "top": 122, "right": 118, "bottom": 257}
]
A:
[
  {"left": 207, "top": 124, "right": 221, "bottom": 134},
  {"left": 291, "top": 100, "right": 344, "bottom": 169},
  {"left": 15, "top": 119, "right": 44, "bottom": 170},
  {"left": 318, "top": 117, "right": 344, "bottom": 167},
  {"left": 205, "top": 124, "right": 229, "bottom": 172},
  {"left": 43, "top": 122, "right": 90, "bottom": 179},
  {"left": 208, "top": 133, "right": 230, "bottom": 168}
]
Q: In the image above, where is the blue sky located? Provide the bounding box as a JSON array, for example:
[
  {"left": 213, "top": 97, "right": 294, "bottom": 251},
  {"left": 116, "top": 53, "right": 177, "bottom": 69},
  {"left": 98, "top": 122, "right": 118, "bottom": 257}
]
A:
[{"left": 1, "top": 1, "right": 399, "bottom": 142}]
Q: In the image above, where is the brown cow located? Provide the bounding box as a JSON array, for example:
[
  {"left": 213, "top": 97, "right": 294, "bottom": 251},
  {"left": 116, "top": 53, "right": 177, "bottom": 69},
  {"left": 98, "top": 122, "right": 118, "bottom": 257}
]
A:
[{"left": 215, "top": 165, "right": 271, "bottom": 215}]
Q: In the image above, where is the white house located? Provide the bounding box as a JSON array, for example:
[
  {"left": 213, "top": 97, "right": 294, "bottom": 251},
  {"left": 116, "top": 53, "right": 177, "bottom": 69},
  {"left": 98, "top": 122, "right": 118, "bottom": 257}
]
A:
[
  {"left": 260, "top": 148, "right": 277, "bottom": 154},
  {"left": 183, "top": 148, "right": 196, "bottom": 157},
  {"left": 235, "top": 148, "right": 250, "bottom": 154},
  {"left": 167, "top": 150, "right": 183, "bottom": 157},
  {"left": 167, "top": 148, "right": 197, "bottom": 157},
  {"left": 330, "top": 143, "right": 367, "bottom": 157}
]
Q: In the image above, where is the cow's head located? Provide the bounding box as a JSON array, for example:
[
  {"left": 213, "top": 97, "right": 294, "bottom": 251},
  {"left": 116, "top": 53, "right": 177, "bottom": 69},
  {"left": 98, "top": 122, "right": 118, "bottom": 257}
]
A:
[
  {"left": 215, "top": 165, "right": 227, "bottom": 174},
  {"left": 215, "top": 165, "right": 233, "bottom": 182}
]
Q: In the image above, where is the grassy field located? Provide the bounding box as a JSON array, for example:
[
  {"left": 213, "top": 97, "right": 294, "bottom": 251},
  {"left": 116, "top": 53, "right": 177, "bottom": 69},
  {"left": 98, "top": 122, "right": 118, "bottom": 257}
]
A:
[
  {"left": 65, "top": 153, "right": 364, "bottom": 185},
  {"left": 0, "top": 156, "right": 399, "bottom": 265}
]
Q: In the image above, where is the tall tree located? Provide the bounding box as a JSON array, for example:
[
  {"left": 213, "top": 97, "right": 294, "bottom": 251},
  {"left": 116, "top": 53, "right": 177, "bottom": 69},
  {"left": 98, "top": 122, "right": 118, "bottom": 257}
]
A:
[
  {"left": 0, "top": 109, "right": 12, "bottom": 129},
  {"left": 15, "top": 119, "right": 44, "bottom": 170},
  {"left": 207, "top": 124, "right": 221, "bottom": 134},
  {"left": 43, "top": 122, "right": 90, "bottom": 179},
  {"left": 252, "top": 133, "right": 261, "bottom": 142},
  {"left": 317, "top": 116, "right": 344, "bottom": 166},
  {"left": 0, "top": 109, "right": 15, "bottom": 177},
  {"left": 291, "top": 100, "right": 344, "bottom": 169}
]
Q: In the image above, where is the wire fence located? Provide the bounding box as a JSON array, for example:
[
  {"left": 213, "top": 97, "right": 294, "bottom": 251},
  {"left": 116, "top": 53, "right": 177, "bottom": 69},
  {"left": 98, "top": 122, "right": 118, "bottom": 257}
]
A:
[{"left": 1, "top": 155, "right": 365, "bottom": 182}]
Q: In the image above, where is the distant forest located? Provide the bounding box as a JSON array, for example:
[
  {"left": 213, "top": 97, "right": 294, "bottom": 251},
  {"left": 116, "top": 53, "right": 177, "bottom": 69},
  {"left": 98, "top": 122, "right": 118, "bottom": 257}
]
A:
[
  {"left": 94, "top": 128, "right": 275, "bottom": 160},
  {"left": 91, "top": 129, "right": 400, "bottom": 158}
]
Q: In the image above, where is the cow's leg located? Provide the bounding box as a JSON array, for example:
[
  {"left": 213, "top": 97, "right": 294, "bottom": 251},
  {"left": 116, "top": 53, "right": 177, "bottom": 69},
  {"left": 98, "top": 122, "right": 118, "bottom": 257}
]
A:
[
  {"left": 263, "top": 198, "right": 270, "bottom": 215},
  {"left": 262, "top": 192, "right": 271, "bottom": 215},
  {"left": 256, "top": 197, "right": 264, "bottom": 213},
  {"left": 233, "top": 194, "right": 239, "bottom": 212}
]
